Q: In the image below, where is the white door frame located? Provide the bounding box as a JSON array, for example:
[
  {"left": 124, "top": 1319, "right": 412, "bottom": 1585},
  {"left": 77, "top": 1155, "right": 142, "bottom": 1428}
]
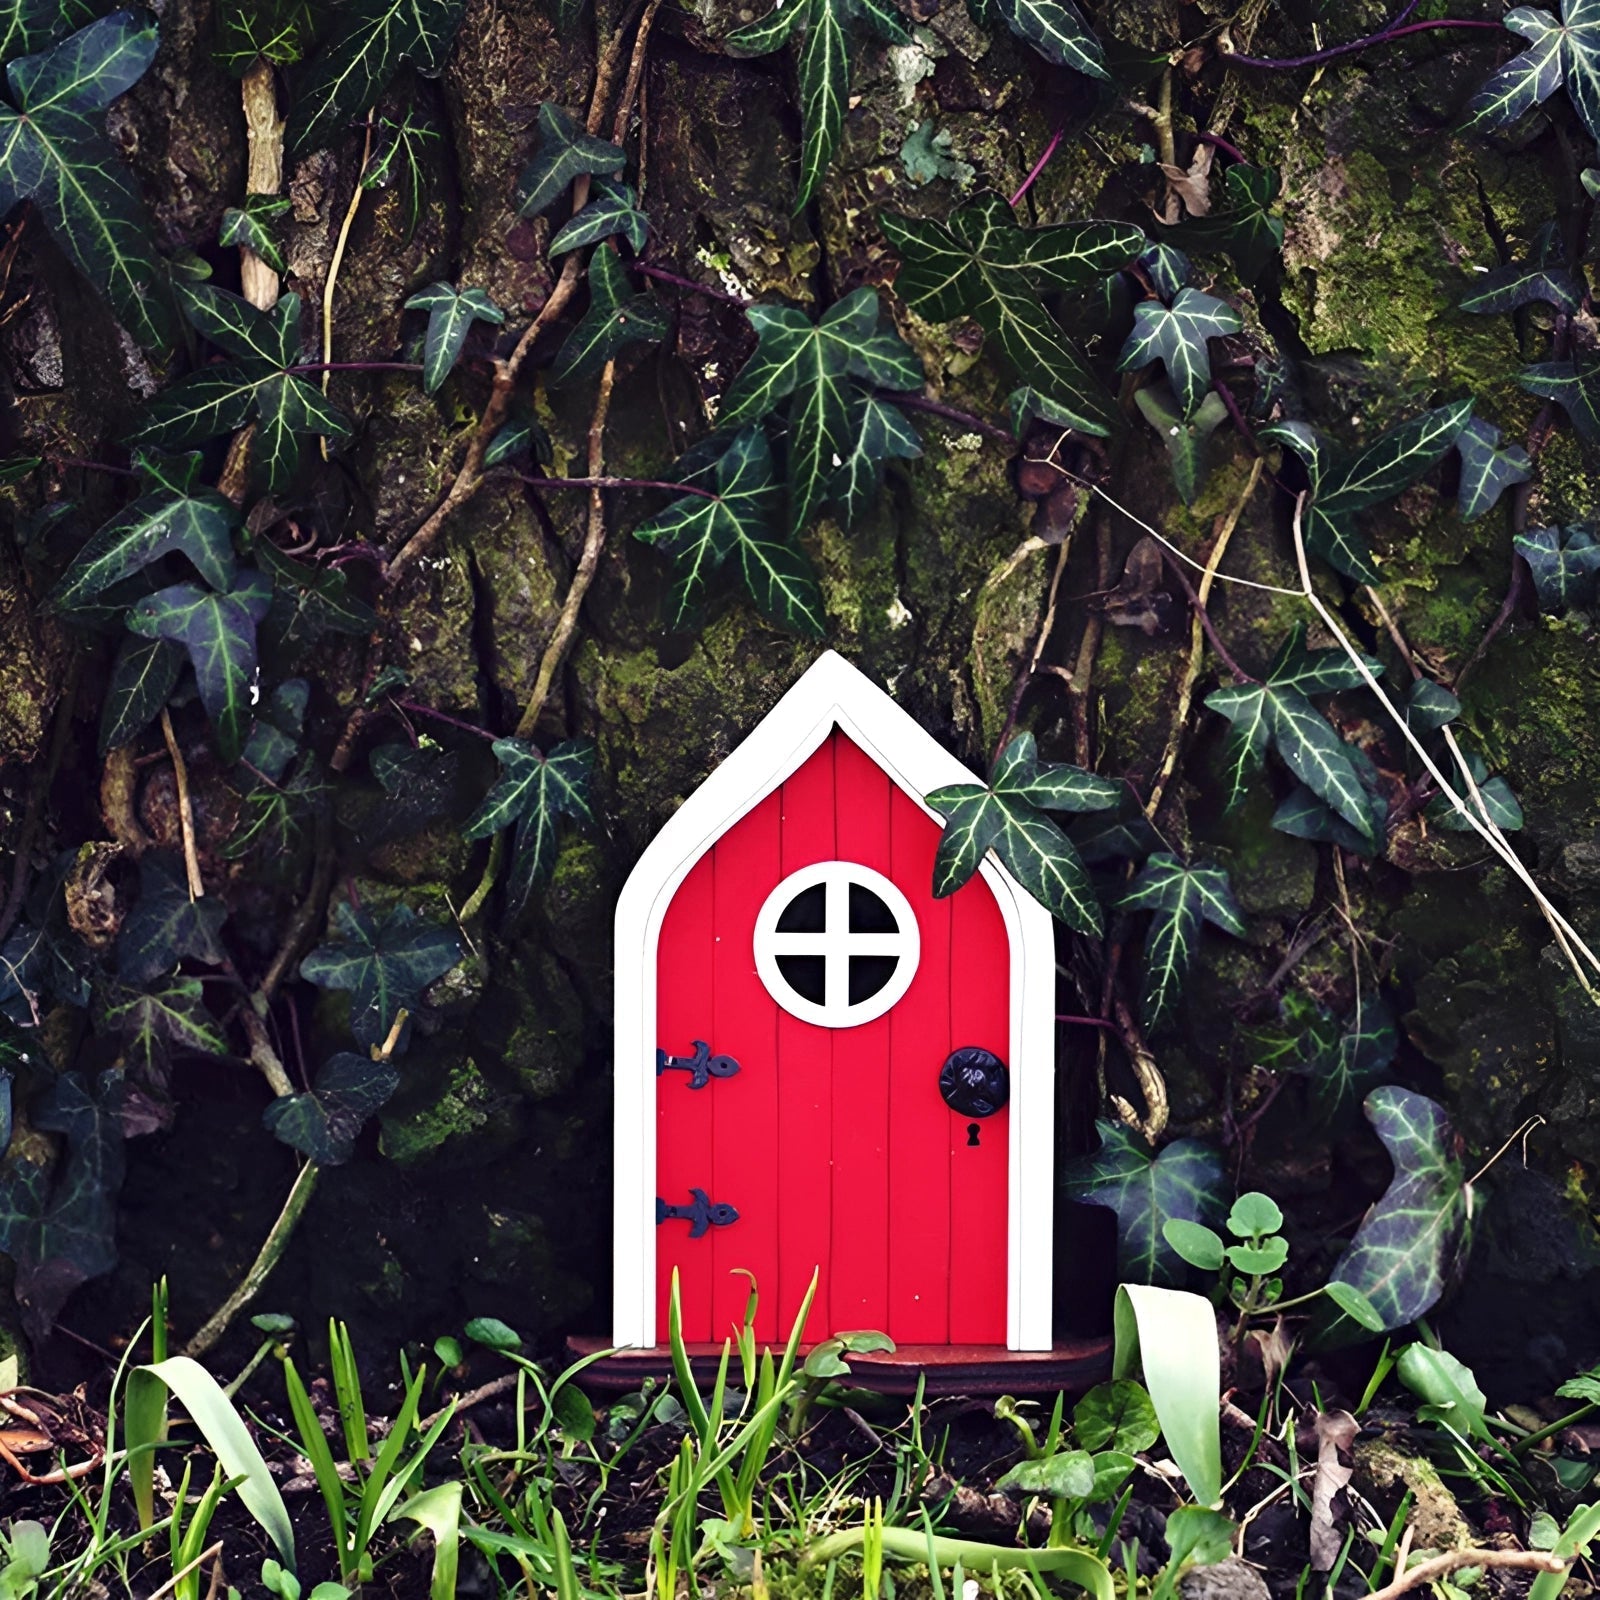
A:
[{"left": 612, "top": 650, "right": 1056, "bottom": 1351}]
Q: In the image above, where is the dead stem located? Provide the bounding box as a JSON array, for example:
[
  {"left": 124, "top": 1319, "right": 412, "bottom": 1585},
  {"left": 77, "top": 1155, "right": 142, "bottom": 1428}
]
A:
[{"left": 159, "top": 708, "right": 205, "bottom": 901}]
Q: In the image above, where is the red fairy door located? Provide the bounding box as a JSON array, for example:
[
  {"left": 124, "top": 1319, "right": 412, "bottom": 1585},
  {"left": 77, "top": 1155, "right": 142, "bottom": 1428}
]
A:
[{"left": 655, "top": 729, "right": 1011, "bottom": 1347}]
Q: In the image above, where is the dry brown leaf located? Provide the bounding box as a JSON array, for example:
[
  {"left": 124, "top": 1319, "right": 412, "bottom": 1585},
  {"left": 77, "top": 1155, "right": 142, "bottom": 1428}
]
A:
[
  {"left": 1311, "top": 1409, "right": 1360, "bottom": 1571},
  {"left": 1157, "top": 143, "right": 1215, "bottom": 224}
]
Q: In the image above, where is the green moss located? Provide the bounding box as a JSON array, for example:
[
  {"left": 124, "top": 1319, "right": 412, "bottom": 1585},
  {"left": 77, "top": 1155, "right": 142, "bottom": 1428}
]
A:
[{"left": 379, "top": 1054, "right": 522, "bottom": 1167}]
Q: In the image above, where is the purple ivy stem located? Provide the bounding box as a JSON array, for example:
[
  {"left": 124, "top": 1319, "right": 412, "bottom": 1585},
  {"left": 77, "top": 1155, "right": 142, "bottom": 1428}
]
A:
[
  {"left": 1196, "top": 131, "right": 1247, "bottom": 164},
  {"left": 393, "top": 699, "right": 498, "bottom": 740},
  {"left": 1010, "top": 122, "right": 1065, "bottom": 208},
  {"left": 884, "top": 392, "right": 1015, "bottom": 445},
  {"left": 48, "top": 454, "right": 138, "bottom": 477},
  {"left": 1056, "top": 1013, "right": 1119, "bottom": 1030},
  {"left": 1223, "top": 16, "right": 1503, "bottom": 70},
  {"left": 286, "top": 361, "right": 424, "bottom": 374},
  {"left": 518, "top": 472, "right": 721, "bottom": 500},
  {"left": 634, "top": 264, "right": 751, "bottom": 306}
]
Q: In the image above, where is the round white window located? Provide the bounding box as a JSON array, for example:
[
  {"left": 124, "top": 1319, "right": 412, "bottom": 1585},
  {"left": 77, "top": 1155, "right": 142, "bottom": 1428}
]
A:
[{"left": 753, "top": 861, "right": 920, "bottom": 1028}]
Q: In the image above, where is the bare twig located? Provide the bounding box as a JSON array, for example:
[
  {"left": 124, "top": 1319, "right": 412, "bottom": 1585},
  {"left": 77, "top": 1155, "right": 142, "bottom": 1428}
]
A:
[
  {"left": 145, "top": 1544, "right": 226, "bottom": 1600},
  {"left": 160, "top": 708, "right": 205, "bottom": 901},
  {"left": 1363, "top": 1548, "right": 1564, "bottom": 1600}
]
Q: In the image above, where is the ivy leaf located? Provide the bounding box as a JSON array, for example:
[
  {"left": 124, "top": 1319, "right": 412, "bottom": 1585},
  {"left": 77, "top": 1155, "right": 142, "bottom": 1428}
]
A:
[
  {"left": 256, "top": 539, "right": 379, "bottom": 646},
  {"left": 1428, "top": 751, "right": 1524, "bottom": 831},
  {"left": 484, "top": 413, "right": 553, "bottom": 468},
  {"left": 1117, "top": 853, "right": 1245, "bottom": 1029},
  {"left": 47, "top": 486, "right": 238, "bottom": 612},
  {"left": 1406, "top": 677, "right": 1461, "bottom": 732},
  {"left": 550, "top": 247, "right": 669, "bottom": 386},
  {"left": 0, "top": 0, "right": 100, "bottom": 60},
  {"left": 218, "top": 193, "right": 292, "bottom": 276},
  {"left": 298, "top": 901, "right": 463, "bottom": 1052},
  {"left": 99, "top": 635, "right": 183, "bottom": 753},
  {"left": 93, "top": 976, "right": 229, "bottom": 1064},
  {"left": 125, "top": 572, "right": 273, "bottom": 764},
  {"left": 633, "top": 426, "right": 825, "bottom": 636},
  {"left": 288, "top": 0, "right": 466, "bottom": 154},
  {"left": 128, "top": 286, "right": 353, "bottom": 491},
  {"left": 360, "top": 110, "right": 441, "bottom": 240},
  {"left": 517, "top": 102, "right": 624, "bottom": 218},
  {"left": 1515, "top": 523, "right": 1600, "bottom": 610},
  {"left": 997, "top": 1450, "right": 1097, "bottom": 1499},
  {"left": 1163, "top": 163, "right": 1284, "bottom": 284},
  {"left": 116, "top": 853, "right": 228, "bottom": 986},
  {"left": 1262, "top": 402, "right": 1474, "bottom": 581},
  {"left": 0, "top": 12, "right": 172, "bottom": 348},
  {"left": 1135, "top": 385, "right": 1228, "bottom": 506},
  {"left": 1138, "top": 242, "right": 1191, "bottom": 301},
  {"left": 548, "top": 178, "right": 649, "bottom": 256},
  {"left": 1310, "top": 996, "right": 1398, "bottom": 1120},
  {"left": 1460, "top": 246, "right": 1584, "bottom": 316},
  {"left": 1271, "top": 741, "right": 1389, "bottom": 857},
  {"left": 727, "top": 0, "right": 908, "bottom": 206},
  {"left": 1465, "top": 1, "right": 1600, "bottom": 143},
  {"left": 1116, "top": 289, "right": 1241, "bottom": 417},
  {"left": 719, "top": 287, "right": 923, "bottom": 534},
  {"left": 926, "top": 734, "right": 1116, "bottom": 936},
  {"left": 986, "top": 0, "right": 1105, "bottom": 76},
  {"left": 1330, "top": 1087, "right": 1474, "bottom": 1332},
  {"left": 461, "top": 737, "right": 596, "bottom": 915},
  {"left": 830, "top": 393, "right": 921, "bottom": 527},
  {"left": 261, "top": 1052, "right": 400, "bottom": 1165},
  {"left": 238, "top": 679, "right": 307, "bottom": 785},
  {"left": 1455, "top": 417, "right": 1531, "bottom": 521},
  {"left": 1060, "top": 1121, "right": 1226, "bottom": 1286},
  {"left": 882, "top": 196, "right": 1144, "bottom": 435},
  {"left": 1520, "top": 355, "right": 1600, "bottom": 446},
  {"left": 403, "top": 281, "right": 504, "bottom": 395}
]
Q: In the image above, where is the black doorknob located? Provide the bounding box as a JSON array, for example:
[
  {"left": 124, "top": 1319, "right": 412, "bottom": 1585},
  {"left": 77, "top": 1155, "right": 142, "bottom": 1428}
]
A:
[{"left": 939, "top": 1047, "right": 1009, "bottom": 1117}]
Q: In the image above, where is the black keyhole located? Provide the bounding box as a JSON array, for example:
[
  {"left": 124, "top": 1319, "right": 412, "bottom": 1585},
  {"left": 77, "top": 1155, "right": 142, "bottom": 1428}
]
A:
[{"left": 966, "top": 1122, "right": 981, "bottom": 1147}]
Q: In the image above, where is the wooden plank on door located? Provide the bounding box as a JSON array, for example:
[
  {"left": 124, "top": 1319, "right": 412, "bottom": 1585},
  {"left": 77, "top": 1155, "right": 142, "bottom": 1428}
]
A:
[
  {"left": 656, "top": 850, "right": 717, "bottom": 1341},
  {"left": 711, "top": 789, "right": 783, "bottom": 1343},
  {"left": 886, "top": 784, "right": 953, "bottom": 1344},
  {"left": 828, "top": 734, "right": 892, "bottom": 1335},
  {"left": 947, "top": 876, "right": 1011, "bottom": 1344},
  {"left": 775, "top": 734, "right": 836, "bottom": 1341}
]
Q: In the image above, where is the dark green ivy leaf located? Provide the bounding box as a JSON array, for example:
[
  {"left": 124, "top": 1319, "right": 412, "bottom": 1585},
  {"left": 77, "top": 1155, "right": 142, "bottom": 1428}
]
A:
[
  {"left": 727, "top": 0, "right": 908, "bottom": 206},
  {"left": 517, "top": 102, "right": 624, "bottom": 218},
  {"left": 99, "top": 634, "right": 183, "bottom": 753},
  {"left": 128, "top": 285, "right": 352, "bottom": 491},
  {"left": 125, "top": 571, "right": 273, "bottom": 764},
  {"left": 1406, "top": 677, "right": 1461, "bottom": 732},
  {"left": 549, "top": 178, "right": 649, "bottom": 256},
  {"left": 93, "top": 975, "right": 229, "bottom": 1063},
  {"left": 461, "top": 737, "right": 595, "bottom": 914},
  {"left": 1271, "top": 740, "right": 1389, "bottom": 856},
  {"left": 1427, "top": 750, "right": 1524, "bottom": 832},
  {"left": 299, "top": 900, "right": 462, "bottom": 1052},
  {"left": 1465, "top": 1, "right": 1600, "bottom": 145},
  {"left": 0, "top": 0, "right": 100, "bottom": 61},
  {"left": 1520, "top": 355, "right": 1600, "bottom": 446},
  {"left": 1330, "top": 1087, "right": 1474, "bottom": 1333},
  {"left": 1138, "top": 242, "right": 1190, "bottom": 300},
  {"left": 985, "top": 0, "right": 1105, "bottom": 76},
  {"left": 831, "top": 392, "right": 921, "bottom": 526},
  {"left": 360, "top": 110, "right": 441, "bottom": 240},
  {"left": 117, "top": 853, "right": 228, "bottom": 985},
  {"left": 238, "top": 678, "right": 307, "bottom": 784},
  {"left": 1116, "top": 288, "right": 1240, "bottom": 417},
  {"left": 403, "top": 280, "right": 504, "bottom": 394},
  {"left": 1117, "top": 853, "right": 1245, "bottom": 1029},
  {"left": 218, "top": 193, "right": 292, "bottom": 275},
  {"left": 550, "top": 246, "right": 669, "bottom": 386},
  {"left": 1060, "top": 1121, "right": 1226, "bottom": 1286},
  {"left": 0, "top": 12, "right": 172, "bottom": 348},
  {"left": 883, "top": 196, "right": 1144, "bottom": 436},
  {"left": 256, "top": 539, "right": 379, "bottom": 646},
  {"left": 1455, "top": 417, "right": 1531, "bottom": 521},
  {"left": 719, "top": 286, "right": 923, "bottom": 533},
  {"left": 1161, "top": 163, "right": 1284, "bottom": 285},
  {"left": 633, "top": 426, "right": 826, "bottom": 636},
  {"left": 484, "top": 412, "right": 553, "bottom": 468},
  {"left": 288, "top": 0, "right": 466, "bottom": 153},
  {"left": 1134, "top": 383, "right": 1227, "bottom": 506},
  {"left": 1515, "top": 523, "right": 1600, "bottom": 610},
  {"left": 261, "top": 1051, "right": 399, "bottom": 1165},
  {"left": 1460, "top": 252, "right": 1584, "bottom": 315}
]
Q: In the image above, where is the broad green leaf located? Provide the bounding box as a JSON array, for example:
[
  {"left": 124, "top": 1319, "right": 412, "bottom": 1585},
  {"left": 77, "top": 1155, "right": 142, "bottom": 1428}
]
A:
[
  {"left": 992, "top": 804, "right": 1097, "bottom": 931},
  {"left": 1163, "top": 163, "right": 1283, "bottom": 284},
  {"left": 1206, "top": 684, "right": 1270, "bottom": 809},
  {"left": 177, "top": 277, "right": 298, "bottom": 365},
  {"left": 404, "top": 281, "right": 504, "bottom": 394},
  {"left": 1396, "top": 1343, "right": 1489, "bottom": 1437},
  {"left": 1162, "top": 1219, "right": 1226, "bottom": 1272},
  {"left": 257, "top": 539, "right": 379, "bottom": 645},
  {"left": 298, "top": 900, "right": 462, "bottom": 1052},
  {"left": 516, "top": 101, "right": 623, "bottom": 218},
  {"left": 997, "top": 1450, "right": 1096, "bottom": 1500},
  {"left": 1165, "top": 1507, "right": 1235, "bottom": 1569},
  {"left": 93, "top": 976, "right": 228, "bottom": 1061},
  {"left": 1406, "top": 677, "right": 1461, "bottom": 732},
  {"left": 484, "top": 413, "right": 552, "bottom": 468},
  {"left": 1225, "top": 1237, "right": 1288, "bottom": 1274},
  {"left": 117, "top": 854, "right": 228, "bottom": 985},
  {"left": 1324, "top": 1280, "right": 1384, "bottom": 1332},
  {"left": 262, "top": 1051, "right": 399, "bottom": 1165},
  {"left": 99, "top": 635, "right": 183, "bottom": 753},
  {"left": 1138, "top": 242, "right": 1190, "bottom": 300},
  {"left": 288, "top": 0, "right": 466, "bottom": 153},
  {"left": 1265, "top": 693, "right": 1374, "bottom": 841},
  {"left": 883, "top": 197, "right": 1143, "bottom": 436},
  {"left": 0, "top": 0, "right": 99, "bottom": 61},
  {"left": 1428, "top": 750, "right": 1524, "bottom": 832},
  {"left": 1073, "top": 1380, "right": 1160, "bottom": 1454},
  {"left": 1265, "top": 623, "right": 1378, "bottom": 696},
  {"left": 0, "top": 12, "right": 171, "bottom": 348},
  {"left": 987, "top": 0, "right": 1105, "bottom": 75},
  {"left": 1515, "top": 524, "right": 1600, "bottom": 610},
  {"left": 830, "top": 393, "right": 920, "bottom": 528},
  {"left": 48, "top": 490, "right": 238, "bottom": 611},
  {"left": 927, "top": 786, "right": 1007, "bottom": 896},
  {"left": 1465, "top": 1, "right": 1600, "bottom": 143},
  {"left": 1061, "top": 1122, "right": 1225, "bottom": 1285},
  {"left": 548, "top": 178, "right": 649, "bottom": 255},
  {"left": 1117, "top": 853, "right": 1245, "bottom": 1029},
  {"left": 1522, "top": 354, "right": 1600, "bottom": 445},
  {"left": 464, "top": 1315, "right": 522, "bottom": 1350},
  {"left": 988, "top": 732, "right": 1121, "bottom": 811},
  {"left": 219, "top": 193, "right": 292, "bottom": 275},
  {"left": 461, "top": 736, "right": 595, "bottom": 914},
  {"left": 1460, "top": 258, "right": 1583, "bottom": 314},
  {"left": 728, "top": 0, "right": 907, "bottom": 206},
  {"left": 720, "top": 287, "right": 922, "bottom": 533},
  {"left": 1330, "top": 1087, "right": 1473, "bottom": 1332},
  {"left": 1135, "top": 383, "right": 1228, "bottom": 506},
  {"left": 239, "top": 679, "right": 308, "bottom": 784},
  {"left": 550, "top": 246, "right": 668, "bottom": 386},
  {"left": 125, "top": 573, "right": 273, "bottom": 763},
  {"left": 1455, "top": 416, "right": 1531, "bottom": 521},
  {"left": 633, "top": 426, "right": 825, "bottom": 635},
  {"left": 1116, "top": 288, "right": 1240, "bottom": 417}
]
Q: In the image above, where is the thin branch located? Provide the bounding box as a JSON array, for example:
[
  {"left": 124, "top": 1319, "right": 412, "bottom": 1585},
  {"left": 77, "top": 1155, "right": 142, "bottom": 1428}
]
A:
[
  {"left": 1155, "top": 542, "right": 1258, "bottom": 685},
  {"left": 393, "top": 699, "right": 498, "bottom": 741},
  {"left": 634, "top": 263, "right": 749, "bottom": 305},
  {"left": 160, "top": 709, "right": 205, "bottom": 901},
  {"left": 1363, "top": 1548, "right": 1563, "bottom": 1600},
  {"left": 886, "top": 391, "right": 1016, "bottom": 445},
  {"left": 1221, "top": 16, "right": 1503, "bottom": 70},
  {"left": 320, "top": 117, "right": 374, "bottom": 415}
]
